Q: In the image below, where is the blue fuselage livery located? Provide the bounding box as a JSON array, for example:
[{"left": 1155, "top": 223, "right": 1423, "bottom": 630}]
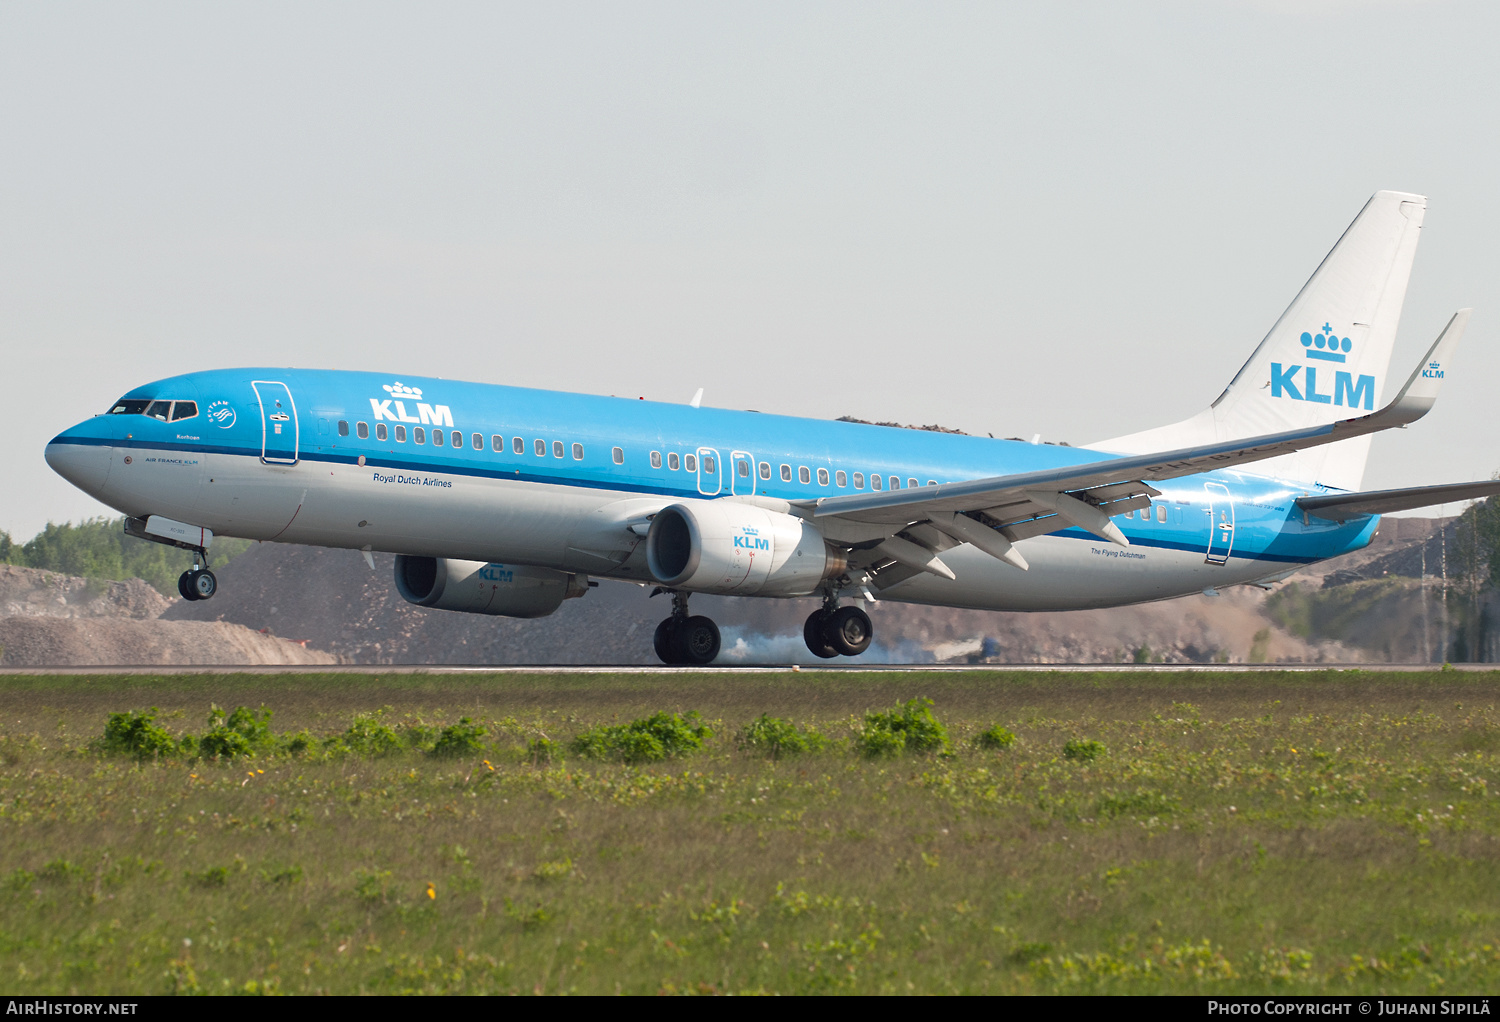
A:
[
  {"left": 46, "top": 367, "right": 1372, "bottom": 607},
  {"left": 41, "top": 193, "right": 1488, "bottom": 664}
]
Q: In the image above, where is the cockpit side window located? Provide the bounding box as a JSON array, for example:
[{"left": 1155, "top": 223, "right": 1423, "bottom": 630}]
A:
[{"left": 170, "top": 401, "right": 198, "bottom": 421}]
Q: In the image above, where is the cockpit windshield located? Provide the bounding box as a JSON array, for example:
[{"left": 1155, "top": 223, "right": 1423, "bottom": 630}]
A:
[{"left": 107, "top": 398, "right": 198, "bottom": 421}]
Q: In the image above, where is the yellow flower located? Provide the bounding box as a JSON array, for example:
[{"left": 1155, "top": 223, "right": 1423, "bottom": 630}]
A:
[{"left": 426, "top": 883, "right": 436, "bottom": 900}]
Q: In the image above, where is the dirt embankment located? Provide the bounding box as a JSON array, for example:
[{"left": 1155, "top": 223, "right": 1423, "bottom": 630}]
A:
[
  {"left": 0, "top": 564, "right": 336, "bottom": 667},
  {"left": 4, "top": 513, "right": 1448, "bottom": 667}
]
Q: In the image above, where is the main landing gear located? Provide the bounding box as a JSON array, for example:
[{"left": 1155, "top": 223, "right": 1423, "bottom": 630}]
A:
[
  {"left": 177, "top": 548, "right": 217, "bottom": 602},
  {"left": 804, "top": 597, "right": 873, "bottom": 659},
  {"left": 653, "top": 590, "right": 721, "bottom": 666}
]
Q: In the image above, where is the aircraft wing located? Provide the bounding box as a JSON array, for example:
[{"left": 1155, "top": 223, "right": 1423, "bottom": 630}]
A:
[
  {"left": 1296, "top": 478, "right": 1500, "bottom": 523},
  {"left": 805, "top": 310, "right": 1469, "bottom": 578}
]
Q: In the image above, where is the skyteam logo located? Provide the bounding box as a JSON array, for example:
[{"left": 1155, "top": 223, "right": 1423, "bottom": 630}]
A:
[
  {"left": 369, "top": 380, "right": 454, "bottom": 427},
  {"left": 206, "top": 400, "right": 236, "bottom": 429},
  {"left": 1270, "top": 323, "right": 1375, "bottom": 410}
]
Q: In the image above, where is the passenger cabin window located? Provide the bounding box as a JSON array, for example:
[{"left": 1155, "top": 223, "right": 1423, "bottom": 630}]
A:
[
  {"left": 651, "top": 451, "right": 662, "bottom": 469},
  {"left": 553, "top": 440, "right": 564, "bottom": 458},
  {"left": 534, "top": 439, "right": 545, "bottom": 456},
  {"left": 889, "top": 477, "right": 901, "bottom": 490},
  {"left": 452, "top": 431, "right": 463, "bottom": 448},
  {"left": 908, "top": 478, "right": 918, "bottom": 489},
  {"left": 395, "top": 425, "right": 406, "bottom": 443},
  {"left": 853, "top": 472, "right": 864, "bottom": 489},
  {"left": 780, "top": 464, "right": 792, "bottom": 482},
  {"left": 337, "top": 420, "right": 350, "bottom": 437},
  {"left": 737, "top": 458, "right": 750, "bottom": 478},
  {"left": 611, "top": 447, "right": 624, "bottom": 465},
  {"left": 817, "top": 468, "right": 829, "bottom": 486},
  {"left": 376, "top": 423, "right": 387, "bottom": 441},
  {"left": 871, "top": 475, "right": 883, "bottom": 491},
  {"left": 415, "top": 427, "right": 425, "bottom": 444},
  {"left": 572, "top": 443, "right": 584, "bottom": 460},
  {"left": 1157, "top": 504, "right": 1167, "bottom": 523},
  {"left": 513, "top": 437, "right": 524, "bottom": 455},
  {"left": 108, "top": 399, "right": 152, "bottom": 416},
  {"left": 356, "top": 422, "right": 369, "bottom": 439},
  {"left": 668, "top": 452, "right": 680, "bottom": 471},
  {"left": 170, "top": 402, "right": 198, "bottom": 421},
  {"left": 472, "top": 433, "right": 482, "bottom": 450},
  {"left": 798, "top": 466, "right": 811, "bottom": 484},
  {"left": 836, "top": 470, "right": 847, "bottom": 487},
  {"left": 492, "top": 435, "right": 503, "bottom": 452},
  {"left": 433, "top": 429, "right": 444, "bottom": 447},
  {"left": 759, "top": 461, "right": 771, "bottom": 480},
  {"left": 927, "top": 480, "right": 936, "bottom": 487},
  {"left": 685, "top": 454, "right": 697, "bottom": 472}
]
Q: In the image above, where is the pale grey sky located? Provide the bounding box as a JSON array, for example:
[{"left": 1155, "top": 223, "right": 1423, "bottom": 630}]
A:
[{"left": 4, "top": 1, "right": 1497, "bottom": 539}]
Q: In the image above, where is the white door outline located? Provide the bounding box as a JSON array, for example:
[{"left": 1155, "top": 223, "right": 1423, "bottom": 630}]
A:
[
  {"left": 696, "top": 447, "right": 721, "bottom": 495},
  {"left": 252, "top": 381, "right": 299, "bottom": 466},
  {"left": 730, "top": 450, "right": 756, "bottom": 495},
  {"left": 1204, "top": 481, "right": 1234, "bottom": 565}
]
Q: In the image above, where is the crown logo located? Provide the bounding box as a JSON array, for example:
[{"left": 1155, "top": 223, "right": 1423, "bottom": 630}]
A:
[
  {"left": 1300, "top": 323, "right": 1352, "bottom": 363},
  {"left": 383, "top": 382, "right": 424, "bottom": 399}
]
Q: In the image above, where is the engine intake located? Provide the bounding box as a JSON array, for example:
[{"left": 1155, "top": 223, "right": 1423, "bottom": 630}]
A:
[
  {"left": 645, "top": 501, "right": 845, "bottom": 596},
  {"left": 393, "top": 556, "right": 587, "bottom": 619}
]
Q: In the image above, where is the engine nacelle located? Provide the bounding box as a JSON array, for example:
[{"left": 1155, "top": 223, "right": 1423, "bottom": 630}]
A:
[
  {"left": 645, "top": 500, "right": 846, "bottom": 596},
  {"left": 393, "top": 556, "right": 587, "bottom": 619}
]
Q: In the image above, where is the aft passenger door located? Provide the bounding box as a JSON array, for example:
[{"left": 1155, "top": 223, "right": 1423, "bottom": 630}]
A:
[
  {"left": 1204, "top": 482, "right": 1235, "bottom": 565},
  {"left": 696, "top": 448, "right": 721, "bottom": 495},
  {"left": 252, "top": 381, "right": 299, "bottom": 466},
  {"left": 730, "top": 450, "right": 756, "bottom": 496}
]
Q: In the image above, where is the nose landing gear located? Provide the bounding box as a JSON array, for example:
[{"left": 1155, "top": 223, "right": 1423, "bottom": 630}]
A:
[
  {"left": 652, "top": 590, "right": 721, "bottom": 666},
  {"left": 803, "top": 595, "right": 873, "bottom": 659},
  {"left": 177, "top": 549, "right": 217, "bottom": 602}
]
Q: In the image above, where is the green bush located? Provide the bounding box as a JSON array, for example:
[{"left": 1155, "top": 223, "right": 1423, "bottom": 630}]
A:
[
  {"left": 1063, "top": 738, "right": 1106, "bottom": 762},
  {"left": 198, "top": 705, "right": 274, "bottom": 759},
  {"left": 431, "top": 718, "right": 487, "bottom": 758},
  {"left": 571, "top": 711, "right": 712, "bottom": 764},
  {"left": 739, "top": 714, "right": 825, "bottom": 758},
  {"left": 859, "top": 698, "right": 949, "bottom": 757},
  {"left": 98, "top": 708, "right": 180, "bottom": 760},
  {"left": 527, "top": 737, "right": 559, "bottom": 763},
  {"left": 976, "top": 724, "right": 1017, "bottom": 750},
  {"left": 338, "top": 712, "right": 404, "bottom": 756}
]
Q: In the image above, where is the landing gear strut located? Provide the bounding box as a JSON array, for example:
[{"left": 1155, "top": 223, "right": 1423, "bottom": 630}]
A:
[
  {"left": 804, "top": 593, "right": 873, "bottom": 659},
  {"left": 177, "top": 548, "right": 217, "bottom": 602},
  {"left": 653, "top": 590, "right": 721, "bottom": 666}
]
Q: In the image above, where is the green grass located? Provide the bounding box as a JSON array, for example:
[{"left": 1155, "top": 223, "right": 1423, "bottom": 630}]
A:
[{"left": 1, "top": 669, "right": 1499, "bottom": 994}]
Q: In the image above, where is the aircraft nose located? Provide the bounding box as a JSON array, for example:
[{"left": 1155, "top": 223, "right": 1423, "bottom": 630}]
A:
[{"left": 45, "top": 428, "right": 112, "bottom": 496}]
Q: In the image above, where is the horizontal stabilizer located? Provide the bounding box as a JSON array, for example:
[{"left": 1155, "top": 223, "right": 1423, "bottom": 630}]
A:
[{"left": 1297, "top": 479, "right": 1500, "bottom": 523}]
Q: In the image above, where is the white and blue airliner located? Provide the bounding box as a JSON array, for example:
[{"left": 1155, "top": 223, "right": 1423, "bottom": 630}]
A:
[{"left": 44, "top": 191, "right": 1500, "bottom": 663}]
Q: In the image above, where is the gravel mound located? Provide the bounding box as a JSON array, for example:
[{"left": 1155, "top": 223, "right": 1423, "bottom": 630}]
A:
[{"left": 0, "top": 616, "right": 337, "bottom": 667}]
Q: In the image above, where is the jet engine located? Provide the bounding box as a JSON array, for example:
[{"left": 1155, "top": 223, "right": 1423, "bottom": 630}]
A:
[
  {"left": 645, "top": 500, "right": 846, "bottom": 597},
  {"left": 393, "top": 556, "right": 587, "bottom": 619}
]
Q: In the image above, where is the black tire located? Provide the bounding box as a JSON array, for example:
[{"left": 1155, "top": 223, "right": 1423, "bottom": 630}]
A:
[
  {"left": 673, "top": 615, "right": 721, "bottom": 665},
  {"left": 189, "top": 569, "right": 217, "bottom": 601},
  {"left": 178, "top": 572, "right": 197, "bottom": 601},
  {"left": 826, "top": 605, "right": 873, "bottom": 656},
  {"left": 653, "top": 618, "right": 678, "bottom": 665},
  {"left": 803, "top": 609, "right": 839, "bottom": 659}
]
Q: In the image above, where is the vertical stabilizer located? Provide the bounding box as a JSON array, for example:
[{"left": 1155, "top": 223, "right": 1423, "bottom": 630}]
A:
[{"left": 1095, "top": 190, "right": 1426, "bottom": 491}]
